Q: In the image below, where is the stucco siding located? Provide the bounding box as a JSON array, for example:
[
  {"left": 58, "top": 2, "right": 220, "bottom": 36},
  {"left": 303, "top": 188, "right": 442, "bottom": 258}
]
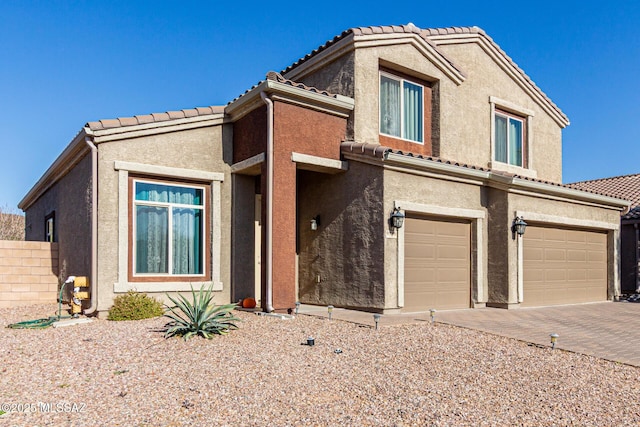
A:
[
  {"left": 24, "top": 153, "right": 92, "bottom": 286},
  {"left": 95, "top": 123, "right": 232, "bottom": 312},
  {"left": 435, "top": 43, "right": 563, "bottom": 182},
  {"left": 298, "top": 164, "right": 385, "bottom": 309}
]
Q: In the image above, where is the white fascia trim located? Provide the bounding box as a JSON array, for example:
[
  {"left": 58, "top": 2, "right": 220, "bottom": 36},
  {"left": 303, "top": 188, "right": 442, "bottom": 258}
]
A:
[
  {"left": 355, "top": 34, "right": 465, "bottom": 85},
  {"left": 226, "top": 79, "right": 355, "bottom": 121},
  {"left": 114, "top": 161, "right": 224, "bottom": 182},
  {"left": 515, "top": 211, "right": 620, "bottom": 231},
  {"left": 384, "top": 152, "right": 490, "bottom": 182},
  {"left": 114, "top": 281, "right": 222, "bottom": 293},
  {"left": 431, "top": 33, "right": 569, "bottom": 127},
  {"left": 283, "top": 33, "right": 356, "bottom": 81},
  {"left": 291, "top": 152, "right": 348, "bottom": 172},
  {"left": 89, "top": 115, "right": 226, "bottom": 143},
  {"left": 231, "top": 153, "right": 265, "bottom": 173}
]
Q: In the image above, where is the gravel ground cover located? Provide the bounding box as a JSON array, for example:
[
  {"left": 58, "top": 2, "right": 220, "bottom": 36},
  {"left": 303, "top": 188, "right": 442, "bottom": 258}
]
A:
[{"left": 0, "top": 304, "right": 639, "bottom": 426}]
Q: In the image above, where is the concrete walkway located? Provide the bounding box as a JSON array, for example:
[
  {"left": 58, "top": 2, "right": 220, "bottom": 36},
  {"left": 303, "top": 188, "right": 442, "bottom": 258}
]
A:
[{"left": 298, "top": 302, "right": 640, "bottom": 366}]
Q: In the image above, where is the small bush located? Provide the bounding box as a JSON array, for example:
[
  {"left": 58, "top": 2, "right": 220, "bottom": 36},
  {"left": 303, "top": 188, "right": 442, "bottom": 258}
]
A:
[
  {"left": 163, "top": 284, "right": 239, "bottom": 340},
  {"left": 108, "top": 291, "right": 164, "bottom": 321}
]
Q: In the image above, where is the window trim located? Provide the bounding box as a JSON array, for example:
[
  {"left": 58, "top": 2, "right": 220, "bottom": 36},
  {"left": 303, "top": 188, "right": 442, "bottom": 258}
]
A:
[
  {"left": 379, "top": 71, "right": 425, "bottom": 145},
  {"left": 113, "top": 161, "right": 224, "bottom": 293},
  {"left": 494, "top": 109, "right": 526, "bottom": 167},
  {"left": 489, "top": 96, "right": 536, "bottom": 178},
  {"left": 131, "top": 177, "right": 208, "bottom": 279},
  {"left": 45, "top": 211, "right": 55, "bottom": 242}
]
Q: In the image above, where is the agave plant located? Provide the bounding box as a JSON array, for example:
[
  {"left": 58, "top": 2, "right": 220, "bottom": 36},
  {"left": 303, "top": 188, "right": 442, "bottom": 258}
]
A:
[{"left": 163, "top": 284, "right": 239, "bottom": 340}]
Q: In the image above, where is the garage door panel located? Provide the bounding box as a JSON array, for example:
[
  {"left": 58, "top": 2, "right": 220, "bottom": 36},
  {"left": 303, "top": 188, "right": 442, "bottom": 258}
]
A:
[
  {"left": 523, "top": 226, "right": 607, "bottom": 307},
  {"left": 404, "top": 217, "right": 470, "bottom": 311}
]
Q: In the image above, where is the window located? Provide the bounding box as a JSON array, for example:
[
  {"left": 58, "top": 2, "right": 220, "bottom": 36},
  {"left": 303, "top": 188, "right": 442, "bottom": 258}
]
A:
[
  {"left": 45, "top": 211, "right": 55, "bottom": 242},
  {"left": 380, "top": 72, "right": 424, "bottom": 143},
  {"left": 494, "top": 110, "right": 525, "bottom": 167},
  {"left": 133, "top": 180, "right": 205, "bottom": 276}
]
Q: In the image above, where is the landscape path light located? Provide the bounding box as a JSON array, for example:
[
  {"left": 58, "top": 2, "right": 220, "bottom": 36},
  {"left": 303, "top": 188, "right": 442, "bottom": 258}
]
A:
[
  {"left": 295, "top": 301, "right": 300, "bottom": 315},
  {"left": 429, "top": 308, "right": 436, "bottom": 324},
  {"left": 327, "top": 305, "right": 334, "bottom": 320},
  {"left": 550, "top": 333, "right": 559, "bottom": 350},
  {"left": 373, "top": 314, "right": 381, "bottom": 330}
]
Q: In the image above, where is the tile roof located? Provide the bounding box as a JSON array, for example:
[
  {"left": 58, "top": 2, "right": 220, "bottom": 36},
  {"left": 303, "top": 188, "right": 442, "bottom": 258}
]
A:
[
  {"left": 280, "top": 24, "right": 567, "bottom": 126},
  {"left": 227, "top": 71, "right": 343, "bottom": 105},
  {"left": 341, "top": 141, "right": 626, "bottom": 200},
  {"left": 569, "top": 173, "right": 640, "bottom": 219},
  {"left": 281, "top": 24, "right": 463, "bottom": 77},
  {"left": 86, "top": 106, "right": 225, "bottom": 131}
]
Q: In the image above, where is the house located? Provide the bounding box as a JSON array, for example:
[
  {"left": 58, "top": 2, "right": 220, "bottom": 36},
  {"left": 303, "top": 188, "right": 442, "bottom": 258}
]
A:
[
  {"left": 19, "top": 24, "right": 629, "bottom": 316},
  {"left": 570, "top": 173, "right": 640, "bottom": 295}
]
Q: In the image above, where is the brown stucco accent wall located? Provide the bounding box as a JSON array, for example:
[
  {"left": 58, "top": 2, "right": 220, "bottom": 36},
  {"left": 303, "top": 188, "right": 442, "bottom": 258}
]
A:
[
  {"left": 24, "top": 153, "right": 92, "bottom": 286},
  {"left": 620, "top": 223, "right": 637, "bottom": 293},
  {"left": 233, "top": 105, "right": 267, "bottom": 164},
  {"left": 298, "top": 164, "right": 385, "bottom": 309},
  {"left": 263, "top": 100, "right": 348, "bottom": 310}
]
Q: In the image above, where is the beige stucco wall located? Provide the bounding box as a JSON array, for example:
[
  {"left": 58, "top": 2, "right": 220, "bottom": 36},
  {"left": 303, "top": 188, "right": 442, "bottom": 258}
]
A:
[
  {"left": 487, "top": 190, "right": 623, "bottom": 306},
  {"left": 383, "top": 166, "right": 488, "bottom": 310},
  {"left": 349, "top": 40, "right": 564, "bottom": 183},
  {"left": 95, "top": 123, "right": 233, "bottom": 313}
]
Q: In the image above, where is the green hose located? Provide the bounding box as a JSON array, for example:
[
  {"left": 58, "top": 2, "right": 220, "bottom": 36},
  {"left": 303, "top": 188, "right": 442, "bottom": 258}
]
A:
[{"left": 6, "top": 280, "right": 72, "bottom": 329}]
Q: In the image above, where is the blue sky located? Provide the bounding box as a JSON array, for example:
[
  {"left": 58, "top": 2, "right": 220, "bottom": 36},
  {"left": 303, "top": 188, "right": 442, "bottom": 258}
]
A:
[{"left": 1, "top": 1, "right": 639, "bottom": 209}]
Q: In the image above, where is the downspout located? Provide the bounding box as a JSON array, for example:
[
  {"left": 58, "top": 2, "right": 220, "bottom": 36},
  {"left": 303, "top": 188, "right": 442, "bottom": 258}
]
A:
[
  {"left": 260, "top": 92, "right": 275, "bottom": 312},
  {"left": 84, "top": 135, "right": 98, "bottom": 315},
  {"left": 633, "top": 222, "right": 640, "bottom": 293}
]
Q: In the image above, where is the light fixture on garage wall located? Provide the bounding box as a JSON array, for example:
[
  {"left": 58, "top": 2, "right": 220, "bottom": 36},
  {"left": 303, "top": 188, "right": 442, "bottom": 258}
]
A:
[
  {"left": 390, "top": 207, "right": 405, "bottom": 231},
  {"left": 511, "top": 216, "right": 527, "bottom": 240},
  {"left": 310, "top": 215, "right": 320, "bottom": 231}
]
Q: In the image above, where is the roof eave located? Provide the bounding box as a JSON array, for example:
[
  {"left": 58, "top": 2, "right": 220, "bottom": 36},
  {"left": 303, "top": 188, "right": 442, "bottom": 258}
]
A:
[
  {"left": 225, "top": 79, "right": 355, "bottom": 121},
  {"left": 19, "top": 128, "right": 90, "bottom": 211}
]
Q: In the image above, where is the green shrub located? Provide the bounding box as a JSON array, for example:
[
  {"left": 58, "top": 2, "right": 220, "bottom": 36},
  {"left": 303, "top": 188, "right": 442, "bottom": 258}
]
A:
[
  {"left": 108, "top": 291, "right": 164, "bottom": 321},
  {"left": 163, "top": 284, "right": 239, "bottom": 340}
]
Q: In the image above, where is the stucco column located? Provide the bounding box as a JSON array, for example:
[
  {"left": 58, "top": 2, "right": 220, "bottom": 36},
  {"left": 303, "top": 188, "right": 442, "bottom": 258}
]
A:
[{"left": 268, "top": 151, "right": 297, "bottom": 311}]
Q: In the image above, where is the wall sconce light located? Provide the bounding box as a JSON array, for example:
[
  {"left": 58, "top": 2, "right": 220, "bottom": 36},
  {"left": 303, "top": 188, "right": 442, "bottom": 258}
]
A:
[
  {"left": 373, "top": 313, "right": 381, "bottom": 330},
  {"left": 550, "top": 333, "right": 559, "bottom": 350},
  {"left": 327, "top": 305, "right": 334, "bottom": 320},
  {"left": 310, "top": 215, "right": 320, "bottom": 231},
  {"left": 511, "top": 216, "right": 527, "bottom": 240},
  {"left": 390, "top": 207, "right": 405, "bottom": 231}
]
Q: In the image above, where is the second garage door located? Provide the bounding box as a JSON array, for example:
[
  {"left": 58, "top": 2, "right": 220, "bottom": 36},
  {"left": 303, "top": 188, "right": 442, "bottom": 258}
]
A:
[
  {"left": 404, "top": 217, "right": 471, "bottom": 311},
  {"left": 523, "top": 226, "right": 607, "bottom": 307}
]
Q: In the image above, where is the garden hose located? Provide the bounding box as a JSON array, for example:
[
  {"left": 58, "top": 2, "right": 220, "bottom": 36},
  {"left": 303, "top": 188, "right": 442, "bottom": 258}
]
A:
[{"left": 6, "top": 281, "right": 72, "bottom": 329}]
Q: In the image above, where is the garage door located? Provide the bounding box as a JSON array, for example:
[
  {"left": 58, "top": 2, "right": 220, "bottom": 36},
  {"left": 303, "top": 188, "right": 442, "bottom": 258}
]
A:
[
  {"left": 404, "top": 217, "right": 471, "bottom": 311},
  {"left": 523, "top": 226, "right": 607, "bottom": 307}
]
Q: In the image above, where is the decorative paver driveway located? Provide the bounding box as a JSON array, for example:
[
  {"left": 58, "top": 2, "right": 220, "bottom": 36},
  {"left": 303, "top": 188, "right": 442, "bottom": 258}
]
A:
[
  {"left": 433, "top": 302, "right": 640, "bottom": 366},
  {"left": 299, "top": 302, "right": 640, "bottom": 366}
]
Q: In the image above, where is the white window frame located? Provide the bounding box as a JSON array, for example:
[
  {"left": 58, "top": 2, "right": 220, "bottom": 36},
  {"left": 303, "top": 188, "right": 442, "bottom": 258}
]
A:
[
  {"left": 379, "top": 71, "right": 425, "bottom": 144},
  {"left": 494, "top": 111, "right": 525, "bottom": 167},
  {"left": 489, "top": 96, "right": 536, "bottom": 178},
  {"left": 132, "top": 178, "right": 206, "bottom": 278}
]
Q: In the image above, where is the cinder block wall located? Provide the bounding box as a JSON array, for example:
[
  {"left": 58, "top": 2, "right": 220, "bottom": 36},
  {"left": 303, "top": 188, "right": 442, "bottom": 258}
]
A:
[{"left": 0, "top": 241, "right": 59, "bottom": 308}]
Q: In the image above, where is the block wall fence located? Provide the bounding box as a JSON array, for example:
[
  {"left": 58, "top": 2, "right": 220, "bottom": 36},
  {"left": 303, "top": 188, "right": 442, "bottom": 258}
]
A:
[{"left": 0, "top": 240, "right": 59, "bottom": 308}]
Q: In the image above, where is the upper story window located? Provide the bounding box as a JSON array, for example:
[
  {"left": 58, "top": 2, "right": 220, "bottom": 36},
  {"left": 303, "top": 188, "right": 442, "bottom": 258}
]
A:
[
  {"left": 380, "top": 72, "right": 424, "bottom": 144},
  {"left": 133, "top": 179, "right": 206, "bottom": 277},
  {"left": 490, "top": 96, "right": 534, "bottom": 175},
  {"left": 494, "top": 110, "right": 525, "bottom": 167}
]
